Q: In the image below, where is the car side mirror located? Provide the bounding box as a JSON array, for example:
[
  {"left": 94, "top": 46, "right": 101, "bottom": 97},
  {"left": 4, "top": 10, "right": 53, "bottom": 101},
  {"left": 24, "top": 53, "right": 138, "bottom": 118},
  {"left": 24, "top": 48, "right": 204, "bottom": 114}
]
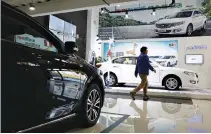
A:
[{"left": 64, "top": 41, "right": 78, "bottom": 54}]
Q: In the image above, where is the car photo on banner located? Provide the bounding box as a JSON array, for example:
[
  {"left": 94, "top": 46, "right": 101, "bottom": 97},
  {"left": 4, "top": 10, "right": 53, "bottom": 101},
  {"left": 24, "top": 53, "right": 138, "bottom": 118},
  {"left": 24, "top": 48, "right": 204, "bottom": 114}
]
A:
[
  {"left": 98, "top": 0, "right": 211, "bottom": 40},
  {"left": 155, "top": 9, "right": 207, "bottom": 36}
]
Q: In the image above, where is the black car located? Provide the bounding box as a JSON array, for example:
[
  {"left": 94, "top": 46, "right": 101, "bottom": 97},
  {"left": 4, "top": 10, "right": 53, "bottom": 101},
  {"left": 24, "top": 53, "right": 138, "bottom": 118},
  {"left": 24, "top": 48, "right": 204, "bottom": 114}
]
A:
[{"left": 1, "top": 2, "right": 105, "bottom": 133}]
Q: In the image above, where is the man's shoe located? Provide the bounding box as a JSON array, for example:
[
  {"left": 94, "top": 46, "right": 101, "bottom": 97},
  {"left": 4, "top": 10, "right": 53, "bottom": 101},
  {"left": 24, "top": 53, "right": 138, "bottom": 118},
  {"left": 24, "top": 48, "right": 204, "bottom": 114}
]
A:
[
  {"left": 130, "top": 92, "right": 136, "bottom": 100},
  {"left": 143, "top": 95, "right": 150, "bottom": 101}
]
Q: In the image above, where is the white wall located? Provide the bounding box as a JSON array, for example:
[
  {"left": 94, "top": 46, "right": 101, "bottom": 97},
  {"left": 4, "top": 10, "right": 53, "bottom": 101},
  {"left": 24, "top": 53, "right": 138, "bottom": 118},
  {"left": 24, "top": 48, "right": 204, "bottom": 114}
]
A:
[
  {"left": 99, "top": 36, "right": 211, "bottom": 89},
  {"left": 86, "top": 8, "right": 101, "bottom": 61},
  {"left": 177, "top": 36, "right": 211, "bottom": 90}
]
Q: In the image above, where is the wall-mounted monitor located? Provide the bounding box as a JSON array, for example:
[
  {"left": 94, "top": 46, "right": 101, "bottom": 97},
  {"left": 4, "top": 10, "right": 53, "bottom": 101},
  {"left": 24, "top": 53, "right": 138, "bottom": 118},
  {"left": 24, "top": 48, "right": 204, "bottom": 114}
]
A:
[
  {"left": 49, "top": 15, "right": 76, "bottom": 42},
  {"left": 185, "top": 54, "right": 204, "bottom": 65}
]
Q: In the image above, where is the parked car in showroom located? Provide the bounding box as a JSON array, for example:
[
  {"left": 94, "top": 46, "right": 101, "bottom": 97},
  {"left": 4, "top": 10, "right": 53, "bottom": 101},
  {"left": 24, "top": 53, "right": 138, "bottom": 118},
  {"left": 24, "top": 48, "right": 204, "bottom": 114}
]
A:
[
  {"left": 1, "top": 2, "right": 105, "bottom": 132},
  {"left": 154, "top": 56, "right": 177, "bottom": 67},
  {"left": 149, "top": 56, "right": 162, "bottom": 60},
  {"left": 96, "top": 56, "right": 199, "bottom": 90},
  {"left": 155, "top": 9, "right": 207, "bottom": 36}
]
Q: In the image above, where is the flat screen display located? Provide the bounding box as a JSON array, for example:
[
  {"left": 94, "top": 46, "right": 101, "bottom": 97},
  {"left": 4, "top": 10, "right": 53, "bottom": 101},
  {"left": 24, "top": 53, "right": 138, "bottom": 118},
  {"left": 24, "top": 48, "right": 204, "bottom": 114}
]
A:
[
  {"left": 185, "top": 54, "right": 203, "bottom": 64},
  {"left": 49, "top": 15, "right": 76, "bottom": 42}
]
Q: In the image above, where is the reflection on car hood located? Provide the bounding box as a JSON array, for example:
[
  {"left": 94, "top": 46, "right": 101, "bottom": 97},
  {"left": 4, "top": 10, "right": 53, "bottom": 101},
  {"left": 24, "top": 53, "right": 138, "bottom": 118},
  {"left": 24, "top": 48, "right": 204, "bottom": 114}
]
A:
[
  {"left": 155, "top": 59, "right": 168, "bottom": 62},
  {"left": 162, "top": 67, "right": 195, "bottom": 73},
  {"left": 156, "top": 18, "right": 188, "bottom": 24}
]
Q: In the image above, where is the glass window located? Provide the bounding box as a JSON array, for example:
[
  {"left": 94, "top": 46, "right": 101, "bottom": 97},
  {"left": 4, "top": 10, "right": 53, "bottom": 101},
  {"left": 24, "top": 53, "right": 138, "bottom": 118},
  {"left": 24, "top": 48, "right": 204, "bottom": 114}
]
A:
[
  {"left": 1, "top": 15, "right": 58, "bottom": 53},
  {"left": 193, "top": 11, "right": 199, "bottom": 16},
  {"left": 113, "top": 58, "right": 125, "bottom": 64},
  {"left": 113, "top": 57, "right": 135, "bottom": 65},
  {"left": 170, "top": 11, "right": 193, "bottom": 18},
  {"left": 51, "top": 71, "right": 62, "bottom": 80}
]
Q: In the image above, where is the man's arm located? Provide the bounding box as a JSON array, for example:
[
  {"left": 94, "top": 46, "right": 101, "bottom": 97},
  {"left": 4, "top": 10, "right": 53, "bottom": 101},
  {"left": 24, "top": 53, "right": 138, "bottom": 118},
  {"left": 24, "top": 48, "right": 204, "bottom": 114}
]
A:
[
  {"left": 135, "top": 58, "right": 139, "bottom": 77},
  {"left": 146, "top": 56, "right": 154, "bottom": 71}
]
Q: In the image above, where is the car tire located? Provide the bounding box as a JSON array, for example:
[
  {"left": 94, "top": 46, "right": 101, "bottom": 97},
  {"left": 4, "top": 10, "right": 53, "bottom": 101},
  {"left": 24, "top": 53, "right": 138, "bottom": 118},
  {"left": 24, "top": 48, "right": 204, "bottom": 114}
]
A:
[
  {"left": 186, "top": 24, "right": 193, "bottom": 36},
  {"left": 79, "top": 84, "right": 102, "bottom": 128},
  {"left": 164, "top": 76, "right": 180, "bottom": 90},
  {"left": 104, "top": 73, "right": 117, "bottom": 87}
]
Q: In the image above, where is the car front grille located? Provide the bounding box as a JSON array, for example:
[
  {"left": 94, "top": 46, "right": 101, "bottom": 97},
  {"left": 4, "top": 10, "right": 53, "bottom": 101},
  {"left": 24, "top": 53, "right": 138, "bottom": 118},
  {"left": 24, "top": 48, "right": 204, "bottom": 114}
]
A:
[
  {"left": 155, "top": 30, "right": 171, "bottom": 33},
  {"left": 156, "top": 24, "right": 172, "bottom": 28}
]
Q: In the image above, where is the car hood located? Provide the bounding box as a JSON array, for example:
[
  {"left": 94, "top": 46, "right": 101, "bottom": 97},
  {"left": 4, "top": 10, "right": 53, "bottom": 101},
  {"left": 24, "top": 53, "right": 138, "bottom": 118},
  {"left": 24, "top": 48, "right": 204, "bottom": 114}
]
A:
[
  {"left": 156, "top": 18, "right": 188, "bottom": 24},
  {"left": 161, "top": 67, "right": 195, "bottom": 73},
  {"left": 155, "top": 59, "right": 168, "bottom": 62}
]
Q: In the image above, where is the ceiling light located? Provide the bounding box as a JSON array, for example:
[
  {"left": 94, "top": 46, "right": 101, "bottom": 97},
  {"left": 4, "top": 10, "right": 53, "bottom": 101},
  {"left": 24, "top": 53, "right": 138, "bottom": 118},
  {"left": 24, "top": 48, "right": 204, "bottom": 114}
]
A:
[
  {"left": 101, "top": 8, "right": 105, "bottom": 14},
  {"left": 29, "top": 3, "right": 35, "bottom": 11},
  {"left": 125, "top": 11, "right": 128, "bottom": 18}
]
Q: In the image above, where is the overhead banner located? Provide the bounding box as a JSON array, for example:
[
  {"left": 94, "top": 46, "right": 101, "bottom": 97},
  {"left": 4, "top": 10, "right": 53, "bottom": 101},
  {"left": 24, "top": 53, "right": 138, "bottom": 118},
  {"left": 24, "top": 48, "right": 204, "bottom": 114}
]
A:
[
  {"left": 103, "top": 40, "right": 178, "bottom": 67},
  {"left": 99, "top": 0, "right": 211, "bottom": 40}
]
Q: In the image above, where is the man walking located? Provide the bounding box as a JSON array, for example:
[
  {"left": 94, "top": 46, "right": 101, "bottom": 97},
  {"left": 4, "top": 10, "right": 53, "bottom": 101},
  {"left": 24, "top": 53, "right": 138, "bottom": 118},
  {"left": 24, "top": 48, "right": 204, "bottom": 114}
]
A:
[{"left": 130, "top": 46, "right": 156, "bottom": 101}]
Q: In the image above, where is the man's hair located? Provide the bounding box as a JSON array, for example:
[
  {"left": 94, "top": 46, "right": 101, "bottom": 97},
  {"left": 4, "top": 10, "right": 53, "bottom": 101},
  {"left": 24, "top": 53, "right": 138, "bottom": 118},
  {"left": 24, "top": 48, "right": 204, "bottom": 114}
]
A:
[{"left": 140, "top": 46, "right": 147, "bottom": 53}]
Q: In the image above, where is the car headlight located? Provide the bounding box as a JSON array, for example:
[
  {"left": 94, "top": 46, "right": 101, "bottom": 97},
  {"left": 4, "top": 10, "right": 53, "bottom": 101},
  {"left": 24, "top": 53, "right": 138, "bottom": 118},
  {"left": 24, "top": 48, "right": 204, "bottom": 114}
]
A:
[
  {"left": 172, "top": 21, "right": 185, "bottom": 26},
  {"left": 184, "top": 71, "right": 195, "bottom": 77}
]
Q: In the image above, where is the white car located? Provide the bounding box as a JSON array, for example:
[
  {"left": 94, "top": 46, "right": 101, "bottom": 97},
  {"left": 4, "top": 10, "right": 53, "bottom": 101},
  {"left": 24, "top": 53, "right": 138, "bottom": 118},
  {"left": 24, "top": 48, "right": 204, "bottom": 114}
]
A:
[
  {"left": 149, "top": 56, "right": 162, "bottom": 60},
  {"left": 154, "top": 56, "right": 177, "bottom": 67},
  {"left": 155, "top": 9, "right": 207, "bottom": 36},
  {"left": 97, "top": 56, "right": 199, "bottom": 90}
]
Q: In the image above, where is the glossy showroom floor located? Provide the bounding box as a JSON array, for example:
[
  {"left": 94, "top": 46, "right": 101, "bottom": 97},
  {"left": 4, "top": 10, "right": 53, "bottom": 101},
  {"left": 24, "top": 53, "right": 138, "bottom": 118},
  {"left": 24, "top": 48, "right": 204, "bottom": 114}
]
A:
[
  {"left": 67, "top": 94, "right": 211, "bottom": 133},
  {"left": 36, "top": 95, "right": 211, "bottom": 133}
]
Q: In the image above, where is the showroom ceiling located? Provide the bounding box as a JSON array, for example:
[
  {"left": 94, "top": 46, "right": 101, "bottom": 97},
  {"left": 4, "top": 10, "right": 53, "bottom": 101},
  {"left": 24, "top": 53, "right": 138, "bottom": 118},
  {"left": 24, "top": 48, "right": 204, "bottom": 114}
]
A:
[
  {"left": 2, "top": 0, "right": 55, "bottom": 7},
  {"left": 3, "top": 0, "right": 163, "bottom": 16}
]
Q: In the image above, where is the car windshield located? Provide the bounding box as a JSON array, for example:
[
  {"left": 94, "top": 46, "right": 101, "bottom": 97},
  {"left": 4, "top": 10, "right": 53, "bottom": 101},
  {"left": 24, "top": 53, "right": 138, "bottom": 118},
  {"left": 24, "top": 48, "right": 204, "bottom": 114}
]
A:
[
  {"left": 169, "top": 11, "right": 193, "bottom": 18},
  {"left": 162, "top": 56, "right": 171, "bottom": 59}
]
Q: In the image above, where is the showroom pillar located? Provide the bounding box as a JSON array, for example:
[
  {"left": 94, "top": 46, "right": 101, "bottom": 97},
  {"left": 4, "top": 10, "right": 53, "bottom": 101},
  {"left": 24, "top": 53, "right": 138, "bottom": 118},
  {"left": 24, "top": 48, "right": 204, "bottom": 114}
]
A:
[{"left": 86, "top": 7, "right": 100, "bottom": 61}]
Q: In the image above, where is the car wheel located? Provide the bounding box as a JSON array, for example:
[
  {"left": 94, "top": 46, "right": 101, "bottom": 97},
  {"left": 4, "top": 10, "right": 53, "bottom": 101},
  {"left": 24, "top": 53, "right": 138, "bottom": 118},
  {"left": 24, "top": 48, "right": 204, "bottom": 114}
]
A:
[
  {"left": 104, "top": 73, "right": 117, "bottom": 86},
  {"left": 164, "top": 77, "right": 180, "bottom": 90},
  {"left": 79, "top": 84, "right": 102, "bottom": 127},
  {"left": 186, "top": 24, "right": 193, "bottom": 36}
]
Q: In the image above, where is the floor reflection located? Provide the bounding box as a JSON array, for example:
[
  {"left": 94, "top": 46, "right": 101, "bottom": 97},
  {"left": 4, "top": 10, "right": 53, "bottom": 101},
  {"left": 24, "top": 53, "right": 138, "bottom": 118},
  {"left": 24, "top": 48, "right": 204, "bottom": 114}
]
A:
[
  {"left": 68, "top": 113, "right": 125, "bottom": 133},
  {"left": 68, "top": 97, "right": 211, "bottom": 133},
  {"left": 103, "top": 97, "right": 211, "bottom": 133}
]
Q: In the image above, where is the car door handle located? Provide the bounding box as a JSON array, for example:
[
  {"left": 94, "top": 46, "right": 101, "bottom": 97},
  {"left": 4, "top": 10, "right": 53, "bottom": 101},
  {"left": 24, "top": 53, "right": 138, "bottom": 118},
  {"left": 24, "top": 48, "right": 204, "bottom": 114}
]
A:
[{"left": 113, "top": 66, "right": 119, "bottom": 68}]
